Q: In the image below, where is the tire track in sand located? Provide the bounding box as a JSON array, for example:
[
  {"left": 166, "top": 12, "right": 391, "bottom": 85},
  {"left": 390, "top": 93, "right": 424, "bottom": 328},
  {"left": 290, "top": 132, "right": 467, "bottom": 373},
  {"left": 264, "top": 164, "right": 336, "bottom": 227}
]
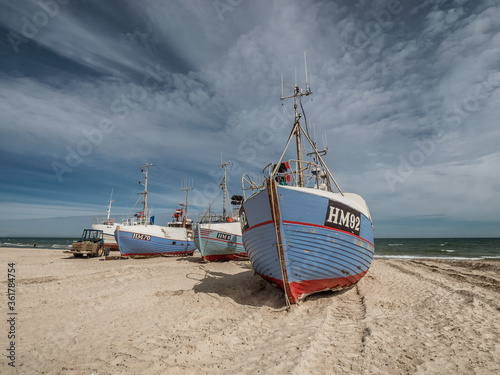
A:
[
  {"left": 287, "top": 286, "right": 368, "bottom": 374},
  {"left": 385, "top": 260, "right": 500, "bottom": 311}
]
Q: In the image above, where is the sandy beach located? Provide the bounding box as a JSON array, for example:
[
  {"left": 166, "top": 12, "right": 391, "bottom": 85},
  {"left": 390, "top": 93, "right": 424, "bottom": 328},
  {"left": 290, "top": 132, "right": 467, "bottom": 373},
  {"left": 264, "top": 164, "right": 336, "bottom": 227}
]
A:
[{"left": 1, "top": 247, "right": 499, "bottom": 374}]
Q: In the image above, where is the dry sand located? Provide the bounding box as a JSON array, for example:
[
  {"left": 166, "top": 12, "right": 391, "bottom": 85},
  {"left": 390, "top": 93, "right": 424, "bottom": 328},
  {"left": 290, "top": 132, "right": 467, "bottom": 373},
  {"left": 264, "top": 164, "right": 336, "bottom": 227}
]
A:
[{"left": 1, "top": 247, "right": 499, "bottom": 374}]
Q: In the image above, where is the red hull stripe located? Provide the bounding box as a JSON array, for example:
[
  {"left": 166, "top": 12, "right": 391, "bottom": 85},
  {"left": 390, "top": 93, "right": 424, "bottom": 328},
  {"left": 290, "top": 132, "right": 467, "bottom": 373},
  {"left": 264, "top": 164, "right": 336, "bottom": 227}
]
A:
[
  {"left": 243, "top": 220, "right": 273, "bottom": 234},
  {"left": 243, "top": 219, "right": 373, "bottom": 247},
  {"left": 257, "top": 270, "right": 367, "bottom": 304},
  {"left": 121, "top": 251, "right": 194, "bottom": 257},
  {"left": 118, "top": 230, "right": 187, "bottom": 242},
  {"left": 201, "top": 253, "right": 248, "bottom": 262},
  {"left": 197, "top": 236, "right": 243, "bottom": 246},
  {"left": 282, "top": 220, "right": 374, "bottom": 247},
  {"left": 198, "top": 229, "right": 236, "bottom": 236}
]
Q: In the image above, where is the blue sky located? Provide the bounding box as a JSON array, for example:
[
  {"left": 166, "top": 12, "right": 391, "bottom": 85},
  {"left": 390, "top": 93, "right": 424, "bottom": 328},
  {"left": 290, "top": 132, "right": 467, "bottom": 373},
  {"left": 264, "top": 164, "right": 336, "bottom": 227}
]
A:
[{"left": 0, "top": 0, "right": 499, "bottom": 238}]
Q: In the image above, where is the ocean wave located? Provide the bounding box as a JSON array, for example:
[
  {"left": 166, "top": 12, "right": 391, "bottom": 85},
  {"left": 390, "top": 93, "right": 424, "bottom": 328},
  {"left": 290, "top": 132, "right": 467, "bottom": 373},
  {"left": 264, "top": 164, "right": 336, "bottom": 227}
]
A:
[
  {"left": 374, "top": 255, "right": 484, "bottom": 261},
  {"left": 51, "top": 244, "right": 69, "bottom": 249},
  {"left": 388, "top": 243, "right": 403, "bottom": 246},
  {"left": 441, "top": 249, "right": 456, "bottom": 253},
  {"left": 374, "top": 255, "right": 418, "bottom": 260},
  {"left": 2, "top": 242, "right": 30, "bottom": 248}
]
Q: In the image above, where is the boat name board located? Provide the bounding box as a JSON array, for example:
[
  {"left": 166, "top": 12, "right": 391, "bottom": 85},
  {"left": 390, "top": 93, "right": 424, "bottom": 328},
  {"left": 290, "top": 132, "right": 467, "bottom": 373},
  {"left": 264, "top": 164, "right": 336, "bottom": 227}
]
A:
[
  {"left": 240, "top": 207, "right": 249, "bottom": 232},
  {"left": 324, "top": 199, "right": 360, "bottom": 236},
  {"left": 216, "top": 232, "right": 232, "bottom": 241},
  {"left": 132, "top": 233, "right": 151, "bottom": 241}
]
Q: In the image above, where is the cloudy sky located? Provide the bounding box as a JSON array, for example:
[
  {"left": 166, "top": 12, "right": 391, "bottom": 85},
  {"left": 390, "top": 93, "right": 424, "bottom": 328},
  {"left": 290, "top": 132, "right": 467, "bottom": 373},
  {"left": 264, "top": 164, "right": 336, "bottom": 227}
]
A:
[{"left": 0, "top": 0, "right": 499, "bottom": 238}]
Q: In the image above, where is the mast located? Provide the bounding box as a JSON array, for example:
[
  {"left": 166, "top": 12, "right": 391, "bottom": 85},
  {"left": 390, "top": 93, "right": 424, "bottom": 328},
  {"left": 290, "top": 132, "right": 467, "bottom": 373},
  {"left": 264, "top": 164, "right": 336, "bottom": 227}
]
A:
[
  {"left": 179, "top": 179, "right": 193, "bottom": 227},
  {"left": 281, "top": 82, "right": 312, "bottom": 187},
  {"left": 273, "top": 56, "right": 343, "bottom": 195},
  {"left": 293, "top": 86, "right": 304, "bottom": 187},
  {"left": 139, "top": 163, "right": 155, "bottom": 225},
  {"left": 219, "top": 161, "right": 232, "bottom": 218},
  {"left": 106, "top": 188, "right": 114, "bottom": 221}
]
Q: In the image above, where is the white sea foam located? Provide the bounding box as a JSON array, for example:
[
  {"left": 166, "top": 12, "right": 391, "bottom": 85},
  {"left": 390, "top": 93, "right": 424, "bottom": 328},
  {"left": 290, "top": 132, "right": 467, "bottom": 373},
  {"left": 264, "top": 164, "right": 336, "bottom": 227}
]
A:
[
  {"left": 374, "top": 255, "right": 484, "bottom": 261},
  {"left": 374, "top": 255, "right": 418, "bottom": 260},
  {"left": 2, "top": 242, "right": 30, "bottom": 248}
]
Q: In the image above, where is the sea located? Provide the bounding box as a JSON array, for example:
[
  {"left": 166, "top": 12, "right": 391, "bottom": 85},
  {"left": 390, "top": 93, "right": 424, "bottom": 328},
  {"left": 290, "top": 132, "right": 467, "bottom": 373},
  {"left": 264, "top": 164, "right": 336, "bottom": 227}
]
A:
[
  {"left": 1, "top": 237, "right": 499, "bottom": 261},
  {"left": 373, "top": 238, "right": 500, "bottom": 261}
]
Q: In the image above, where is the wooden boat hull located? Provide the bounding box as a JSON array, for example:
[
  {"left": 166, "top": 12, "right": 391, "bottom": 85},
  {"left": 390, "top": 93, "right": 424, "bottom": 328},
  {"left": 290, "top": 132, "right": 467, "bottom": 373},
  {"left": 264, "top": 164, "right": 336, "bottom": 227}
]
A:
[
  {"left": 241, "top": 182, "right": 374, "bottom": 303},
  {"left": 194, "top": 222, "right": 247, "bottom": 262},
  {"left": 115, "top": 224, "right": 196, "bottom": 256}
]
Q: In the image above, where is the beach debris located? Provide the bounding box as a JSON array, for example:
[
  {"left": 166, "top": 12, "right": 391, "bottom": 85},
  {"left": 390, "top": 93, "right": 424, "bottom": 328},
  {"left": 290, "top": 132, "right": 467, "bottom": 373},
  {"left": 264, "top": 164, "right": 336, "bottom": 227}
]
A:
[{"left": 104, "top": 255, "right": 129, "bottom": 260}]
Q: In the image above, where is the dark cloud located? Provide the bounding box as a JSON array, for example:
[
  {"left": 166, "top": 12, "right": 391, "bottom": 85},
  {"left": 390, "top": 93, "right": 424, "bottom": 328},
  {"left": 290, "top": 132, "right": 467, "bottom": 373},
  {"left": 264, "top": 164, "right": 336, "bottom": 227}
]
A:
[{"left": 0, "top": 0, "right": 499, "bottom": 237}]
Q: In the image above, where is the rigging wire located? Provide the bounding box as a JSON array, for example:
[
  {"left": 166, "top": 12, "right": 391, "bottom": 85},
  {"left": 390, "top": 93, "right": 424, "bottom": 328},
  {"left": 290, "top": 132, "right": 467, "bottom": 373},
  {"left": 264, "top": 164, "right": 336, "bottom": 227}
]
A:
[{"left": 299, "top": 96, "right": 311, "bottom": 142}]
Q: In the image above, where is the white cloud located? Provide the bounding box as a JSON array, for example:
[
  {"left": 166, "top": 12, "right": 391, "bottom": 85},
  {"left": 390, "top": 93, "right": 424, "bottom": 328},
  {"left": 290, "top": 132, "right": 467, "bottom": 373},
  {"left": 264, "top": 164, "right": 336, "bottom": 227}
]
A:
[{"left": 1, "top": 0, "right": 499, "bottom": 236}]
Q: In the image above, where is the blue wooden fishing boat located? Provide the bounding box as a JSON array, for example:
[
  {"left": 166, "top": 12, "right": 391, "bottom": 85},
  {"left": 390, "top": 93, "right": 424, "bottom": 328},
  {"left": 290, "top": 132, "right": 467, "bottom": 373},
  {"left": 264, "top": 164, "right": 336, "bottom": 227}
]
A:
[
  {"left": 115, "top": 164, "right": 196, "bottom": 257},
  {"left": 194, "top": 161, "right": 247, "bottom": 262},
  {"left": 240, "top": 63, "right": 374, "bottom": 304},
  {"left": 194, "top": 222, "right": 245, "bottom": 262},
  {"left": 115, "top": 223, "right": 196, "bottom": 257}
]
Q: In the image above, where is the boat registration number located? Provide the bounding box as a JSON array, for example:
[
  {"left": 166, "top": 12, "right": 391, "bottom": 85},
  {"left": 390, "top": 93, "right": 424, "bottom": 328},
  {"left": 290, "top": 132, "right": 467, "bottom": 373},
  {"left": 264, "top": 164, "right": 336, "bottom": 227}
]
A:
[
  {"left": 324, "top": 200, "right": 361, "bottom": 236},
  {"left": 240, "top": 207, "right": 249, "bottom": 232},
  {"left": 132, "top": 233, "right": 151, "bottom": 241},
  {"left": 216, "top": 233, "right": 232, "bottom": 241}
]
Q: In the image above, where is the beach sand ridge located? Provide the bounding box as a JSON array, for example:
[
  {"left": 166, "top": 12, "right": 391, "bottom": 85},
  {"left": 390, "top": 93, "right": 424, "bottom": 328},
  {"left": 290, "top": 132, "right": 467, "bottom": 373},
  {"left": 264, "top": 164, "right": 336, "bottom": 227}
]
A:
[{"left": 1, "top": 247, "right": 499, "bottom": 374}]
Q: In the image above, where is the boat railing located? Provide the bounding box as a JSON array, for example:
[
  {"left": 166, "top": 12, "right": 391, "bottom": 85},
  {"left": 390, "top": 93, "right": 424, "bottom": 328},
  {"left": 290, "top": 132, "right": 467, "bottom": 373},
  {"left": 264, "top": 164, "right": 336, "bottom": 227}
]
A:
[
  {"left": 241, "top": 159, "right": 333, "bottom": 199},
  {"left": 121, "top": 218, "right": 137, "bottom": 226},
  {"left": 198, "top": 211, "right": 239, "bottom": 224},
  {"left": 241, "top": 173, "right": 265, "bottom": 199},
  {"left": 120, "top": 217, "right": 152, "bottom": 226},
  {"left": 92, "top": 217, "right": 117, "bottom": 225},
  {"left": 230, "top": 206, "right": 241, "bottom": 221},
  {"left": 262, "top": 159, "right": 332, "bottom": 191}
]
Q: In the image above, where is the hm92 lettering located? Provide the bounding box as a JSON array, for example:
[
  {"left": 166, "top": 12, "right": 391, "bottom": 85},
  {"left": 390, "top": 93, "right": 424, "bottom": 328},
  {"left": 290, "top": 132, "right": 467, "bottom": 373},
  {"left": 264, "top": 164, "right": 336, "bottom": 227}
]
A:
[{"left": 324, "top": 200, "right": 361, "bottom": 236}]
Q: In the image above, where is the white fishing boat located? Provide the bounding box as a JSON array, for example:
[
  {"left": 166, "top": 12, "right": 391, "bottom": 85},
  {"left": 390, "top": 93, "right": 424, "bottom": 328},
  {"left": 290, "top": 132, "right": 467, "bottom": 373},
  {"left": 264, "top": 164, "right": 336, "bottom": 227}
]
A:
[
  {"left": 194, "top": 161, "right": 246, "bottom": 262},
  {"left": 91, "top": 189, "right": 120, "bottom": 250},
  {"left": 240, "top": 56, "right": 374, "bottom": 305}
]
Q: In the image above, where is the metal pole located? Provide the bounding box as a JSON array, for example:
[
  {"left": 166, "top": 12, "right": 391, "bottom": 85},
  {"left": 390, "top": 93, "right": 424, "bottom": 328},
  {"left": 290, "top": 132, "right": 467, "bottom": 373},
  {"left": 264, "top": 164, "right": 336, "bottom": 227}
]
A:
[{"left": 143, "top": 167, "right": 148, "bottom": 225}]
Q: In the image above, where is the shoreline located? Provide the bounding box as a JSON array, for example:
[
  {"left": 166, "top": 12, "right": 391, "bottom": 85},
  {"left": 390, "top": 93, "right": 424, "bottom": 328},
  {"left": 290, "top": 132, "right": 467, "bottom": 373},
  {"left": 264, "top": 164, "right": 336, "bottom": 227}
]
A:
[
  {"left": 1, "top": 247, "right": 499, "bottom": 374},
  {"left": 4, "top": 246, "right": 500, "bottom": 261}
]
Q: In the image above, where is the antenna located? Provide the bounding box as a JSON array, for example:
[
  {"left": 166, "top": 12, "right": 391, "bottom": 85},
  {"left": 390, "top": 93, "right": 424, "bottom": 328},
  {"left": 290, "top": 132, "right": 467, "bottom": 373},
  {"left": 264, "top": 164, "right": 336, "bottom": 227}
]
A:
[
  {"left": 312, "top": 122, "right": 316, "bottom": 146},
  {"left": 281, "top": 73, "right": 284, "bottom": 98},
  {"left": 180, "top": 178, "right": 194, "bottom": 192},
  {"left": 304, "top": 52, "right": 309, "bottom": 92},
  {"left": 106, "top": 188, "right": 114, "bottom": 220},
  {"left": 295, "top": 66, "right": 297, "bottom": 87}
]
